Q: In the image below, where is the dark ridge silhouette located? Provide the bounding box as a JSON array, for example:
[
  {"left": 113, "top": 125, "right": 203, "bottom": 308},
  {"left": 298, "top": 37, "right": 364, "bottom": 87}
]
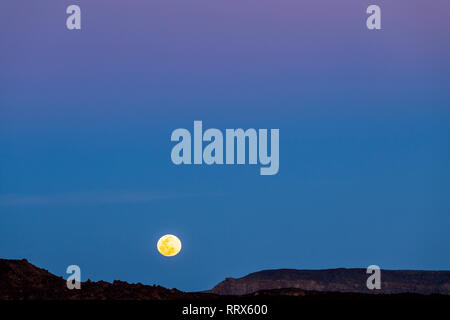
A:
[
  {"left": 210, "top": 268, "right": 450, "bottom": 295},
  {"left": 1, "top": 259, "right": 449, "bottom": 300},
  {"left": 0, "top": 259, "right": 193, "bottom": 300}
]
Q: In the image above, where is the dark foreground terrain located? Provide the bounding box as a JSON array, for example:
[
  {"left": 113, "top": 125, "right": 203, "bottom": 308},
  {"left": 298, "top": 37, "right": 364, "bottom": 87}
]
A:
[
  {"left": 210, "top": 268, "right": 450, "bottom": 295},
  {"left": 1, "top": 259, "right": 449, "bottom": 318},
  {"left": 2, "top": 258, "right": 450, "bottom": 300}
]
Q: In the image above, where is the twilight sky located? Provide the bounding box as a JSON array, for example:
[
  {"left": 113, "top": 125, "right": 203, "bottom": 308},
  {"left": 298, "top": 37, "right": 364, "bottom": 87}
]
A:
[{"left": 1, "top": 0, "right": 450, "bottom": 291}]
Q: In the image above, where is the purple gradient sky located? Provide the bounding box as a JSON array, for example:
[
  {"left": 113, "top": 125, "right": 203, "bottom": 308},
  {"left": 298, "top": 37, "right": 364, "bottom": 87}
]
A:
[{"left": 1, "top": 1, "right": 450, "bottom": 291}]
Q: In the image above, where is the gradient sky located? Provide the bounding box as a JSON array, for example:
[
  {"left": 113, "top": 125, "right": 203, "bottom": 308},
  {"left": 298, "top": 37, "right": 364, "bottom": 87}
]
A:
[{"left": 1, "top": 0, "right": 450, "bottom": 292}]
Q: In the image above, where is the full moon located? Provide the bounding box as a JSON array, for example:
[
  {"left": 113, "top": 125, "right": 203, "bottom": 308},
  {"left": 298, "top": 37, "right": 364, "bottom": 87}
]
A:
[{"left": 157, "top": 234, "right": 182, "bottom": 257}]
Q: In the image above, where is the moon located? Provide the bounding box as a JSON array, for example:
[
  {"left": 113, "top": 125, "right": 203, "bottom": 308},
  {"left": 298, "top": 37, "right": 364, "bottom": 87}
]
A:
[{"left": 157, "top": 234, "right": 182, "bottom": 257}]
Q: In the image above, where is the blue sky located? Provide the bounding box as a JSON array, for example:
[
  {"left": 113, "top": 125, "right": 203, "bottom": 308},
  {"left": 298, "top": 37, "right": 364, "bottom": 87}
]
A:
[{"left": 1, "top": 0, "right": 450, "bottom": 291}]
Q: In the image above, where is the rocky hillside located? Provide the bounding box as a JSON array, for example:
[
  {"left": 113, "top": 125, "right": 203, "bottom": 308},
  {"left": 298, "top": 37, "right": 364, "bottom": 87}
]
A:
[
  {"left": 2, "top": 259, "right": 450, "bottom": 300},
  {"left": 210, "top": 268, "right": 450, "bottom": 295},
  {"left": 0, "top": 259, "right": 191, "bottom": 300}
]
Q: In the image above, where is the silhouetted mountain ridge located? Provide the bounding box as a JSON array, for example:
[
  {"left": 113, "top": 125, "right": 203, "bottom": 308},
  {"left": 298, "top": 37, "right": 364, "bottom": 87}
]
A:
[
  {"left": 0, "top": 259, "right": 191, "bottom": 300},
  {"left": 210, "top": 268, "right": 450, "bottom": 295},
  {"left": 1, "top": 259, "right": 450, "bottom": 300}
]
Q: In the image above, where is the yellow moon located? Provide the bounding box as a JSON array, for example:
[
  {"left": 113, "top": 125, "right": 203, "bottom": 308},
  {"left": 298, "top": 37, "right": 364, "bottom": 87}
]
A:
[{"left": 157, "top": 234, "right": 182, "bottom": 257}]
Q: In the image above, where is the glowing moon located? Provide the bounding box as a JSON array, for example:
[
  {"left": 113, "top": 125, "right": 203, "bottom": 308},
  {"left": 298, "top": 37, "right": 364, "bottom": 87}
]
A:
[{"left": 157, "top": 234, "right": 182, "bottom": 257}]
